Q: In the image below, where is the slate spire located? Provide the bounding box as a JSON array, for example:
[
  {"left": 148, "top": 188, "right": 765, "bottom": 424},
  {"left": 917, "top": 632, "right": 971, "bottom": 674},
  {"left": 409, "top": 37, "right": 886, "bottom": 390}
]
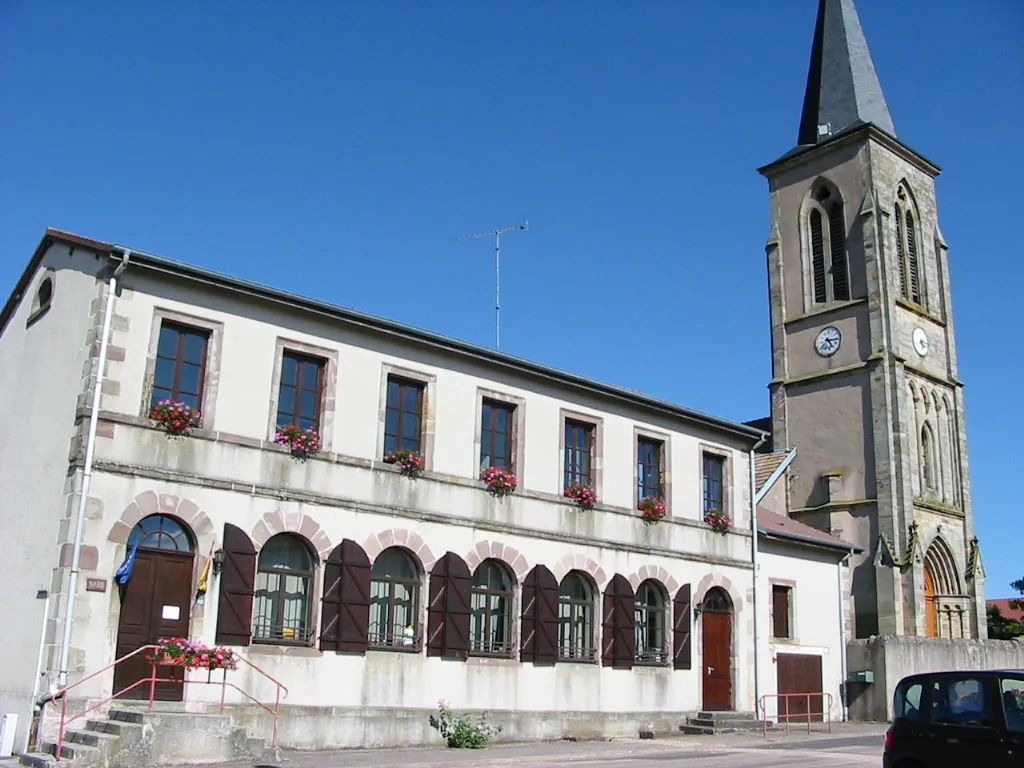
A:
[{"left": 797, "top": 0, "right": 896, "bottom": 145}]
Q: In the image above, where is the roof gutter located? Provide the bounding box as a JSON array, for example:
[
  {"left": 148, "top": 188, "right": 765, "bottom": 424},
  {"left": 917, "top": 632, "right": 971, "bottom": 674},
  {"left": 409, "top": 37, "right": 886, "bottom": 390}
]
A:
[
  {"left": 757, "top": 526, "right": 864, "bottom": 555},
  {"left": 57, "top": 247, "right": 131, "bottom": 688},
  {"left": 108, "top": 247, "right": 766, "bottom": 445}
]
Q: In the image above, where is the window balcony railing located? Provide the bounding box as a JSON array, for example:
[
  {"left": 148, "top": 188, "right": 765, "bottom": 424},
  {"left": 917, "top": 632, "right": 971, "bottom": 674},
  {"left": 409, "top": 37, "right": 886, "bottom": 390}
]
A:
[
  {"left": 558, "top": 645, "right": 597, "bottom": 662},
  {"left": 252, "top": 623, "right": 313, "bottom": 645},
  {"left": 469, "top": 637, "right": 514, "bottom": 658},
  {"left": 369, "top": 626, "right": 422, "bottom": 651}
]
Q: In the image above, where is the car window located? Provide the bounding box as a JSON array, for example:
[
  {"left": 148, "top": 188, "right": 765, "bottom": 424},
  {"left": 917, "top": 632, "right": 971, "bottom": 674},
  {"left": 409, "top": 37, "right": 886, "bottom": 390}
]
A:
[
  {"left": 895, "top": 680, "right": 926, "bottom": 722},
  {"left": 1000, "top": 676, "right": 1024, "bottom": 733},
  {"left": 931, "top": 677, "right": 993, "bottom": 727}
]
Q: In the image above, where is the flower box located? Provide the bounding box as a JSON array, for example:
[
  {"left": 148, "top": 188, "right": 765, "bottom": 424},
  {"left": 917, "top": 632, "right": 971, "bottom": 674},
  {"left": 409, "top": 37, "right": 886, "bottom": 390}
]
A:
[
  {"left": 639, "top": 497, "right": 667, "bottom": 524},
  {"left": 150, "top": 400, "right": 200, "bottom": 436},
  {"left": 564, "top": 483, "right": 598, "bottom": 510},
  {"left": 704, "top": 509, "right": 732, "bottom": 535},
  {"left": 150, "top": 637, "right": 238, "bottom": 671},
  {"left": 274, "top": 424, "right": 322, "bottom": 460},
  {"left": 480, "top": 467, "right": 517, "bottom": 498},
  {"left": 384, "top": 448, "right": 425, "bottom": 478}
]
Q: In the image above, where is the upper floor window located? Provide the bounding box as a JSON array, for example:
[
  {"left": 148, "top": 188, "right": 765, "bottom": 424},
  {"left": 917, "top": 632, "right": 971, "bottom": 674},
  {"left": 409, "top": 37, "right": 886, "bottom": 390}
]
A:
[
  {"left": 276, "top": 351, "right": 325, "bottom": 430},
  {"left": 564, "top": 420, "right": 594, "bottom": 488},
  {"left": 637, "top": 437, "right": 663, "bottom": 505},
  {"left": 807, "top": 184, "right": 850, "bottom": 304},
  {"left": 384, "top": 376, "right": 424, "bottom": 455},
  {"left": 252, "top": 534, "right": 315, "bottom": 645},
  {"left": 152, "top": 321, "right": 209, "bottom": 411},
  {"left": 771, "top": 584, "right": 792, "bottom": 639},
  {"left": 895, "top": 185, "right": 924, "bottom": 307},
  {"left": 702, "top": 453, "right": 725, "bottom": 514},
  {"left": 480, "top": 400, "right": 515, "bottom": 471}
]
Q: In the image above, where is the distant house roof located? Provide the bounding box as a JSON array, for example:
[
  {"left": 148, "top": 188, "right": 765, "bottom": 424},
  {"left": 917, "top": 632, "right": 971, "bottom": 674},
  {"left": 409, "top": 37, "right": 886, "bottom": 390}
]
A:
[
  {"left": 1, "top": 228, "right": 769, "bottom": 446},
  {"left": 755, "top": 452, "right": 790, "bottom": 490},
  {"left": 988, "top": 599, "right": 1024, "bottom": 623},
  {"left": 757, "top": 507, "right": 861, "bottom": 554}
]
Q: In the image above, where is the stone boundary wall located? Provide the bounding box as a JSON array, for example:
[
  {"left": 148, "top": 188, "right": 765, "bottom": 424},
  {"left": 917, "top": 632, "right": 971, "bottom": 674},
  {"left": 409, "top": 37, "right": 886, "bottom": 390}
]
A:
[{"left": 847, "top": 635, "right": 1024, "bottom": 721}]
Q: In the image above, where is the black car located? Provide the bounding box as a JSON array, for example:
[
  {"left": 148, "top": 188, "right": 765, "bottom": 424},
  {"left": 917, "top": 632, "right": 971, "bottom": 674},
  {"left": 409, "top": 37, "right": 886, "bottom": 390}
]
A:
[{"left": 883, "top": 669, "right": 1024, "bottom": 767}]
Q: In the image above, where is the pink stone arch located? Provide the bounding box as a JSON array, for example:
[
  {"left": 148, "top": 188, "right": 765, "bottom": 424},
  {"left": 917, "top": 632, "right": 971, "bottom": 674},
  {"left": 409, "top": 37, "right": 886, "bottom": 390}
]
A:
[
  {"left": 695, "top": 573, "right": 744, "bottom": 614},
  {"left": 627, "top": 565, "right": 680, "bottom": 595},
  {"left": 251, "top": 509, "right": 332, "bottom": 559},
  {"left": 363, "top": 528, "right": 436, "bottom": 572},
  {"left": 464, "top": 541, "right": 530, "bottom": 582},
  {"left": 552, "top": 554, "right": 607, "bottom": 588},
  {"left": 107, "top": 491, "right": 216, "bottom": 554}
]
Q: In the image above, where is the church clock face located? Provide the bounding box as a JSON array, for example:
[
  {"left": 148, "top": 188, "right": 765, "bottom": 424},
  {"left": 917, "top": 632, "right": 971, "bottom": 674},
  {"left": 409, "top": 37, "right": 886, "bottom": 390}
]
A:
[
  {"left": 913, "top": 327, "right": 929, "bottom": 357},
  {"left": 814, "top": 326, "right": 842, "bottom": 357}
]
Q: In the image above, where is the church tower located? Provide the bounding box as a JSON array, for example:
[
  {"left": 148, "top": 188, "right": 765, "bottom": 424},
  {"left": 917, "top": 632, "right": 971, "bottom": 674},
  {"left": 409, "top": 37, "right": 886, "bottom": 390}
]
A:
[{"left": 758, "top": 0, "right": 985, "bottom": 639}]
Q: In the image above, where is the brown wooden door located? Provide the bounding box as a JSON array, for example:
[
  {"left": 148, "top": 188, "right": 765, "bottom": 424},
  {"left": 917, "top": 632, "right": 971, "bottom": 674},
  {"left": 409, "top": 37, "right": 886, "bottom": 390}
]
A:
[
  {"left": 702, "top": 611, "right": 732, "bottom": 710},
  {"left": 776, "top": 653, "right": 824, "bottom": 722},
  {"left": 924, "top": 564, "right": 938, "bottom": 637},
  {"left": 113, "top": 549, "right": 194, "bottom": 700}
]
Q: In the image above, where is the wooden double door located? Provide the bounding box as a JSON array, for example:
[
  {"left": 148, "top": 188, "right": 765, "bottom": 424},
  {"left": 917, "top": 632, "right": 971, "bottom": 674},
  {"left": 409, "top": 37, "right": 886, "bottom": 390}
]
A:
[
  {"left": 112, "top": 517, "right": 195, "bottom": 701},
  {"left": 776, "top": 653, "right": 824, "bottom": 722}
]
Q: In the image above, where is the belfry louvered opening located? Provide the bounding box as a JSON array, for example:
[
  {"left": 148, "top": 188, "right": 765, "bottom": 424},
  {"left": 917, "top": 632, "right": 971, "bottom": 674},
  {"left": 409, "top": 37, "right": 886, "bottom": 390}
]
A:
[
  {"left": 895, "top": 184, "right": 925, "bottom": 307},
  {"left": 807, "top": 183, "right": 850, "bottom": 305}
]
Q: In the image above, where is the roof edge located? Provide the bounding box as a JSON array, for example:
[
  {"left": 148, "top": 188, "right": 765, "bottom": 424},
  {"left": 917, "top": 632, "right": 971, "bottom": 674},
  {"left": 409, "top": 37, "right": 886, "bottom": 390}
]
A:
[
  {"left": 98, "top": 242, "right": 766, "bottom": 445},
  {"left": 758, "top": 524, "right": 863, "bottom": 555},
  {"left": 758, "top": 122, "right": 941, "bottom": 178},
  {"left": 0, "top": 229, "right": 114, "bottom": 336}
]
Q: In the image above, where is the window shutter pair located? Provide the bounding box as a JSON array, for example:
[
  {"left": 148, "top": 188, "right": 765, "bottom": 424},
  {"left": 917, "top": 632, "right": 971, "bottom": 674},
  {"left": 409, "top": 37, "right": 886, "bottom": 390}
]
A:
[
  {"left": 320, "top": 540, "right": 372, "bottom": 653},
  {"left": 426, "top": 553, "right": 472, "bottom": 659},
  {"left": 601, "top": 574, "right": 635, "bottom": 669},
  {"left": 673, "top": 584, "right": 692, "bottom": 670},
  {"left": 520, "top": 565, "right": 558, "bottom": 664},
  {"left": 215, "top": 524, "right": 256, "bottom": 646}
]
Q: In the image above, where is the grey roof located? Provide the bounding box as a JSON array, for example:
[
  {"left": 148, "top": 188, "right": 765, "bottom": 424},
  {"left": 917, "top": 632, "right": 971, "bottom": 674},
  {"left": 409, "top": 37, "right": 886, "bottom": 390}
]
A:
[{"left": 797, "top": 0, "right": 896, "bottom": 146}]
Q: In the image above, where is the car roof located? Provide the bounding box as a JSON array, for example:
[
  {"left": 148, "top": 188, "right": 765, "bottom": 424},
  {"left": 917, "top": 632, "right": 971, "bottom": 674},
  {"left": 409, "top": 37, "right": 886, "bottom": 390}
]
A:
[{"left": 897, "top": 669, "right": 1024, "bottom": 686}]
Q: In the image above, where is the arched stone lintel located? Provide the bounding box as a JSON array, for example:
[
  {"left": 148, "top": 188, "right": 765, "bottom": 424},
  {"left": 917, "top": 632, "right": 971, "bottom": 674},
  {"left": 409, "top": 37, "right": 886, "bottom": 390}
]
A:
[
  {"left": 251, "top": 509, "right": 332, "bottom": 559},
  {"left": 627, "top": 565, "right": 679, "bottom": 595},
  {"left": 107, "top": 491, "right": 215, "bottom": 554},
  {"left": 695, "top": 573, "right": 743, "bottom": 614},
  {"left": 363, "top": 528, "right": 436, "bottom": 572},
  {"left": 464, "top": 541, "right": 530, "bottom": 582},
  {"left": 552, "top": 554, "right": 607, "bottom": 589}
]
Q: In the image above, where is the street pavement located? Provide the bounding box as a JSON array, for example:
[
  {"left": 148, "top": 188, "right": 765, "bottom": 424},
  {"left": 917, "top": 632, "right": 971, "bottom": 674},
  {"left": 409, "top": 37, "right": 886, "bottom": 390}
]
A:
[{"left": 188, "top": 723, "right": 888, "bottom": 768}]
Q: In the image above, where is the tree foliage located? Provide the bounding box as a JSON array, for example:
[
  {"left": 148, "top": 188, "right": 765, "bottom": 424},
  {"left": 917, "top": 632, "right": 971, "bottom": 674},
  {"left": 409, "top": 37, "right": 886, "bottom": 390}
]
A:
[{"left": 987, "top": 576, "right": 1024, "bottom": 640}]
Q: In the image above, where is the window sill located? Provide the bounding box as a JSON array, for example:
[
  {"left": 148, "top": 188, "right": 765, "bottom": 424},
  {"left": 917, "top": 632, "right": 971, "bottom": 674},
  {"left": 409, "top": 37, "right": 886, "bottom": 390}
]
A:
[
  {"left": 770, "top": 637, "right": 799, "bottom": 646},
  {"left": 247, "top": 642, "right": 322, "bottom": 658},
  {"left": 467, "top": 654, "right": 518, "bottom": 667},
  {"left": 368, "top": 644, "right": 422, "bottom": 655}
]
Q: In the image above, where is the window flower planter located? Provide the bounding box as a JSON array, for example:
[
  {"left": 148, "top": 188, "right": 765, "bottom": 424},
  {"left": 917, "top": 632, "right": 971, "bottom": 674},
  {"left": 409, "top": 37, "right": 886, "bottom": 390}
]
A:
[
  {"left": 639, "top": 496, "right": 667, "bottom": 524},
  {"left": 384, "top": 448, "right": 425, "bottom": 478},
  {"left": 274, "top": 424, "right": 322, "bottom": 460},
  {"left": 480, "top": 467, "right": 517, "bottom": 498},
  {"left": 564, "top": 483, "right": 598, "bottom": 511},
  {"left": 704, "top": 508, "right": 732, "bottom": 535},
  {"left": 150, "top": 400, "right": 200, "bottom": 436},
  {"left": 150, "top": 637, "right": 238, "bottom": 671}
]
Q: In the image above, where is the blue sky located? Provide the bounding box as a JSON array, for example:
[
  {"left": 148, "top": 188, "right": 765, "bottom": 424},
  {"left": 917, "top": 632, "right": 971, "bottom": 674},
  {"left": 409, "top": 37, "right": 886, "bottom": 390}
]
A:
[{"left": 2, "top": 2, "right": 1021, "bottom": 596}]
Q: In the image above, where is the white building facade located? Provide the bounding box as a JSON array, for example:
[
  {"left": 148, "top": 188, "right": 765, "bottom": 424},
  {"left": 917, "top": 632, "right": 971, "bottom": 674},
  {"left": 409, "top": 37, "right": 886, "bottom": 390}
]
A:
[{"left": 0, "top": 230, "right": 823, "bottom": 749}]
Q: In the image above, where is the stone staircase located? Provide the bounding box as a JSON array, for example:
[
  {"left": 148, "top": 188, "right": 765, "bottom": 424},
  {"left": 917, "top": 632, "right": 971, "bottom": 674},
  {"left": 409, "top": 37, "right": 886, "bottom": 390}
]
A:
[
  {"left": 19, "top": 707, "right": 279, "bottom": 768},
  {"left": 677, "top": 711, "right": 770, "bottom": 735}
]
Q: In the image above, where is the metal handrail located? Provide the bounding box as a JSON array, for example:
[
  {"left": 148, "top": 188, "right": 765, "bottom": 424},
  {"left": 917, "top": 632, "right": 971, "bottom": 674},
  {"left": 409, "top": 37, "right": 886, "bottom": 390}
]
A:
[
  {"left": 46, "top": 645, "right": 288, "bottom": 759},
  {"left": 759, "top": 692, "right": 834, "bottom": 737}
]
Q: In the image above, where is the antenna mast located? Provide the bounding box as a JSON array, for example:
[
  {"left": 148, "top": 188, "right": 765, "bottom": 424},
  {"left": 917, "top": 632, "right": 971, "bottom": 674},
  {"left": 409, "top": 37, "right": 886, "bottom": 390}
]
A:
[{"left": 454, "top": 221, "right": 529, "bottom": 349}]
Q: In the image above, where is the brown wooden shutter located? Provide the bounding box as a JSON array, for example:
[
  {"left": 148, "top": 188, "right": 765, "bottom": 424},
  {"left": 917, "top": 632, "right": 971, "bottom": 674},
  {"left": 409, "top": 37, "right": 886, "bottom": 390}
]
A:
[
  {"left": 673, "top": 584, "right": 692, "bottom": 670},
  {"left": 215, "top": 524, "right": 256, "bottom": 646},
  {"left": 906, "top": 211, "right": 920, "bottom": 304},
  {"left": 810, "top": 209, "right": 826, "bottom": 303},
  {"left": 828, "top": 201, "right": 849, "bottom": 301},
  {"left": 521, "top": 565, "right": 558, "bottom": 664},
  {"left": 320, "top": 539, "right": 371, "bottom": 653},
  {"left": 427, "top": 553, "right": 472, "bottom": 659},
  {"left": 602, "top": 574, "right": 635, "bottom": 669},
  {"left": 895, "top": 207, "right": 908, "bottom": 298}
]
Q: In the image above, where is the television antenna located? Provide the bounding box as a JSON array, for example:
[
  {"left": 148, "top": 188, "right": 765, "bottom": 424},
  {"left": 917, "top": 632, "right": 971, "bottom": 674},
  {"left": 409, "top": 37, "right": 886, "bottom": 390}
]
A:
[{"left": 454, "top": 220, "right": 529, "bottom": 349}]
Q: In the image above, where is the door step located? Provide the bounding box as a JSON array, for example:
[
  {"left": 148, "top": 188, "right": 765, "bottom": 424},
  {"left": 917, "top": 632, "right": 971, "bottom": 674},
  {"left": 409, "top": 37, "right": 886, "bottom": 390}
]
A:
[{"left": 678, "top": 711, "right": 773, "bottom": 735}]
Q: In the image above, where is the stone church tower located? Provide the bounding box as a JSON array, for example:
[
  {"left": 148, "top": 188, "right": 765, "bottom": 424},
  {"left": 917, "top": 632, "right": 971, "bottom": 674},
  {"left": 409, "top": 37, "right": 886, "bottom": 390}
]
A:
[{"left": 757, "top": 0, "right": 986, "bottom": 639}]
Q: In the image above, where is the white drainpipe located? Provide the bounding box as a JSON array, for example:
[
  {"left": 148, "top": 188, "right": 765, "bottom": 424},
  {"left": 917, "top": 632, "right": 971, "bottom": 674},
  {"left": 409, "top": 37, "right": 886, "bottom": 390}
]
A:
[
  {"left": 838, "top": 550, "right": 853, "bottom": 722},
  {"left": 748, "top": 434, "right": 766, "bottom": 716},
  {"left": 56, "top": 249, "right": 131, "bottom": 687}
]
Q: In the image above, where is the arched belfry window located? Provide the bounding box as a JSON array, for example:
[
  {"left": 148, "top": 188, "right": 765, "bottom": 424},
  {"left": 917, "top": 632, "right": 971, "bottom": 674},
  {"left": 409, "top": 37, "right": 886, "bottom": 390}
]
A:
[
  {"left": 807, "top": 184, "right": 850, "bottom": 304},
  {"left": 895, "top": 185, "right": 924, "bottom": 306}
]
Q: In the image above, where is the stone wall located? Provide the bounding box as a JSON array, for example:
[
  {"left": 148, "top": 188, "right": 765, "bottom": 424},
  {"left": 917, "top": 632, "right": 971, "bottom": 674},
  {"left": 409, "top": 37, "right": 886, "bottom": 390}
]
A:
[{"left": 846, "top": 635, "right": 1024, "bottom": 721}]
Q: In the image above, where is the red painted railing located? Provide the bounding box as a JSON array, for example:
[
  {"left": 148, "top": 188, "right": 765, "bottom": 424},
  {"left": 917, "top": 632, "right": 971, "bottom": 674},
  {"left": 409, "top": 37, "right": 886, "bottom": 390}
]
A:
[
  {"left": 41, "top": 645, "right": 288, "bottom": 759},
  {"left": 758, "top": 692, "right": 834, "bottom": 737}
]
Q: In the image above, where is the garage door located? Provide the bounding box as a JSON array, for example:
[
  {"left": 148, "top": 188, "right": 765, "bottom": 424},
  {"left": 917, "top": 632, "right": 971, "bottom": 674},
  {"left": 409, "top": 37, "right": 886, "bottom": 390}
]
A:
[{"left": 776, "top": 653, "right": 823, "bottom": 722}]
